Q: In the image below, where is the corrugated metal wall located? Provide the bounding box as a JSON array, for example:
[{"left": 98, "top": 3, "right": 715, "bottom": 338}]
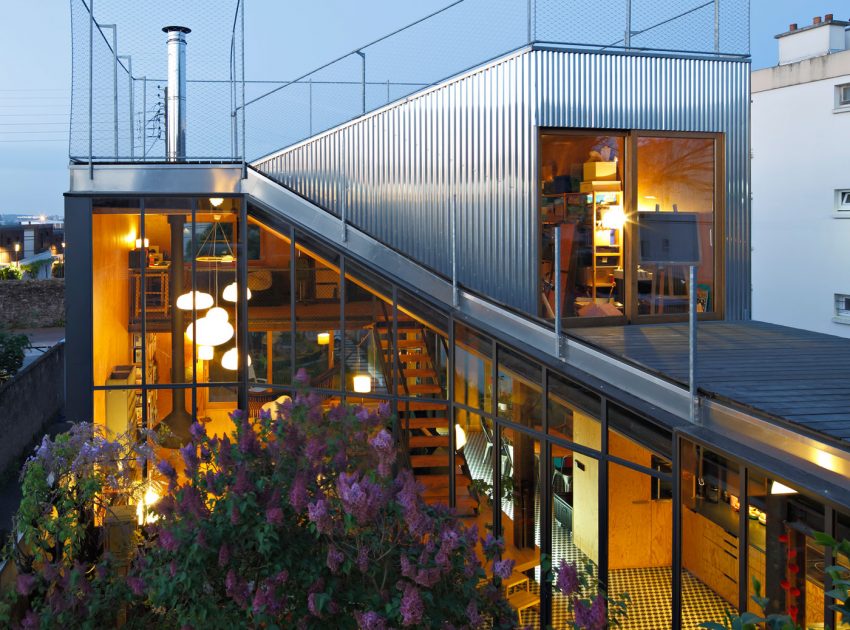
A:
[{"left": 253, "top": 48, "right": 751, "bottom": 318}]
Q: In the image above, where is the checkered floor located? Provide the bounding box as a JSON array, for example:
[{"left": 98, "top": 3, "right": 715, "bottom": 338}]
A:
[{"left": 463, "top": 432, "right": 733, "bottom": 629}]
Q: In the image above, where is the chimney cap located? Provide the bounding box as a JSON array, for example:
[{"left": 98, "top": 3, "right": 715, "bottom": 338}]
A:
[
  {"left": 162, "top": 25, "right": 192, "bottom": 34},
  {"left": 826, "top": 13, "right": 834, "bottom": 21},
  {"left": 813, "top": 16, "right": 822, "bottom": 25},
  {"left": 789, "top": 23, "right": 798, "bottom": 31}
]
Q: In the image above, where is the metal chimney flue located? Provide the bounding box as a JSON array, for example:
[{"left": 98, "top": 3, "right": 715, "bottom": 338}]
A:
[{"left": 163, "top": 26, "right": 190, "bottom": 162}]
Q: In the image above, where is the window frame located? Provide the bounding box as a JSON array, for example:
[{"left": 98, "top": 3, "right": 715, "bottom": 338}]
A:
[{"left": 537, "top": 128, "right": 726, "bottom": 326}]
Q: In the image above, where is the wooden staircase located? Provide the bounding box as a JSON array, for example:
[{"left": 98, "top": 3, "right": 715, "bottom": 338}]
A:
[{"left": 374, "top": 318, "right": 479, "bottom": 516}]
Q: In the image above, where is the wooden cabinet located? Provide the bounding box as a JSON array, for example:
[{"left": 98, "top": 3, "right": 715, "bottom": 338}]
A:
[
  {"left": 683, "top": 507, "right": 739, "bottom": 606},
  {"left": 105, "top": 365, "right": 137, "bottom": 437}
]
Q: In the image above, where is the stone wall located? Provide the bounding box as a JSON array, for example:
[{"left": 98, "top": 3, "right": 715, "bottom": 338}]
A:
[
  {"left": 0, "top": 280, "right": 65, "bottom": 328},
  {"left": 0, "top": 342, "right": 64, "bottom": 475}
]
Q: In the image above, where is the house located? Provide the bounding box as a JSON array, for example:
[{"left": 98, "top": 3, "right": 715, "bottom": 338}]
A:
[
  {"left": 752, "top": 14, "right": 850, "bottom": 337},
  {"left": 63, "top": 2, "right": 850, "bottom": 628}
]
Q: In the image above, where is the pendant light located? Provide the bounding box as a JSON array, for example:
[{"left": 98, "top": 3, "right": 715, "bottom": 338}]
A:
[
  {"left": 222, "top": 346, "right": 251, "bottom": 371},
  {"left": 186, "top": 315, "right": 234, "bottom": 347},
  {"left": 222, "top": 282, "right": 251, "bottom": 303},
  {"left": 198, "top": 345, "right": 214, "bottom": 361},
  {"left": 176, "top": 290, "right": 214, "bottom": 311},
  {"left": 352, "top": 333, "right": 372, "bottom": 394}
]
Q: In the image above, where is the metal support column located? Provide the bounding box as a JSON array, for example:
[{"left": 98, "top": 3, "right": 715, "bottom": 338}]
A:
[
  {"left": 714, "top": 0, "right": 720, "bottom": 53},
  {"left": 671, "top": 434, "right": 682, "bottom": 629},
  {"left": 554, "top": 225, "right": 561, "bottom": 353},
  {"left": 451, "top": 197, "right": 458, "bottom": 307},
  {"left": 119, "top": 55, "right": 133, "bottom": 160},
  {"left": 448, "top": 321, "right": 456, "bottom": 508},
  {"left": 689, "top": 265, "right": 699, "bottom": 423},
  {"left": 625, "top": 0, "right": 632, "bottom": 48},
  {"left": 308, "top": 78, "right": 313, "bottom": 135},
  {"left": 237, "top": 197, "right": 249, "bottom": 413}
]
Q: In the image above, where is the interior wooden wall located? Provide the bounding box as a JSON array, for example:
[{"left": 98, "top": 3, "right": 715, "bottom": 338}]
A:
[
  {"left": 608, "top": 430, "right": 673, "bottom": 569},
  {"left": 92, "top": 213, "right": 137, "bottom": 424},
  {"left": 573, "top": 410, "right": 601, "bottom": 564}
]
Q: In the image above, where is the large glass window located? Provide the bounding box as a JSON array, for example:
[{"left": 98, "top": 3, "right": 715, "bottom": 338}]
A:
[
  {"left": 540, "top": 133, "right": 626, "bottom": 321},
  {"left": 636, "top": 135, "right": 717, "bottom": 316},
  {"left": 539, "top": 130, "right": 720, "bottom": 325}
]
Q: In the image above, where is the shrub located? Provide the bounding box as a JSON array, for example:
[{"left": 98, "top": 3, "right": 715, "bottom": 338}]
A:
[
  {"left": 1, "top": 373, "right": 518, "bottom": 628},
  {"left": 0, "top": 266, "right": 22, "bottom": 281},
  {"left": 51, "top": 261, "right": 64, "bottom": 278},
  {"left": 0, "top": 330, "right": 29, "bottom": 381}
]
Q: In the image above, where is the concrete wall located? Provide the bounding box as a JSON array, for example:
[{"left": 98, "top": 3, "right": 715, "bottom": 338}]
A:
[
  {"left": 751, "top": 66, "right": 850, "bottom": 338},
  {"left": 0, "top": 342, "right": 64, "bottom": 475},
  {"left": 0, "top": 279, "right": 64, "bottom": 328}
]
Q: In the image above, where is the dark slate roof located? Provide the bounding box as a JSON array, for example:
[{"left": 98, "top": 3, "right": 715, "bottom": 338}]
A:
[{"left": 570, "top": 321, "right": 850, "bottom": 443}]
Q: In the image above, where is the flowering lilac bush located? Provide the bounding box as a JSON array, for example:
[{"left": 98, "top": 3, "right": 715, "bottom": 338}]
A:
[
  {"left": 0, "top": 423, "right": 155, "bottom": 627},
  {"left": 553, "top": 558, "right": 629, "bottom": 629},
  {"left": 131, "top": 377, "right": 517, "bottom": 628}
]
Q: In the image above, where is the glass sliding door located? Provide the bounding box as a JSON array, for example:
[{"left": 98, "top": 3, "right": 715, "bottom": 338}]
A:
[
  {"left": 635, "top": 135, "right": 718, "bottom": 317},
  {"left": 540, "top": 132, "right": 627, "bottom": 324}
]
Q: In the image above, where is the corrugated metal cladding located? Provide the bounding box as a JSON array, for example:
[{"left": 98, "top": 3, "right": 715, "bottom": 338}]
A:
[{"left": 253, "top": 48, "right": 751, "bottom": 318}]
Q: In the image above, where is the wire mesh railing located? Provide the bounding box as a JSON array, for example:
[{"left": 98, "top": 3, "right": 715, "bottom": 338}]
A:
[{"left": 69, "top": 0, "right": 750, "bottom": 165}]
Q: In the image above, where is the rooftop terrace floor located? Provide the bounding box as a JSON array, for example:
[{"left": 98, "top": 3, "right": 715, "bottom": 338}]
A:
[{"left": 570, "top": 320, "right": 850, "bottom": 444}]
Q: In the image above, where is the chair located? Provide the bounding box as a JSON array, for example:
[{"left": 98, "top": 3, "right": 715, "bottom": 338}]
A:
[{"left": 481, "top": 416, "right": 495, "bottom": 463}]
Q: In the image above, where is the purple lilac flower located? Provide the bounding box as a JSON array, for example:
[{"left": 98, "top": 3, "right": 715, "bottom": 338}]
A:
[
  {"left": 233, "top": 465, "right": 253, "bottom": 495},
  {"left": 307, "top": 592, "right": 322, "bottom": 617},
  {"left": 399, "top": 583, "right": 424, "bottom": 627},
  {"left": 555, "top": 559, "right": 580, "bottom": 596},
  {"left": 21, "top": 610, "right": 38, "bottom": 629},
  {"left": 16, "top": 573, "right": 37, "bottom": 596},
  {"left": 218, "top": 543, "right": 230, "bottom": 567},
  {"left": 238, "top": 420, "right": 259, "bottom": 455},
  {"left": 574, "top": 595, "right": 607, "bottom": 630},
  {"left": 305, "top": 438, "right": 326, "bottom": 464},
  {"left": 307, "top": 499, "right": 331, "bottom": 533},
  {"left": 492, "top": 558, "right": 515, "bottom": 580},
  {"left": 266, "top": 505, "right": 283, "bottom": 525},
  {"left": 369, "top": 429, "right": 396, "bottom": 477},
  {"left": 189, "top": 421, "right": 206, "bottom": 442},
  {"left": 356, "top": 407, "right": 371, "bottom": 422},
  {"left": 356, "top": 610, "right": 387, "bottom": 630},
  {"left": 157, "top": 458, "right": 176, "bottom": 481},
  {"left": 294, "top": 367, "right": 309, "bottom": 385},
  {"left": 377, "top": 401, "right": 391, "bottom": 419},
  {"left": 357, "top": 546, "right": 370, "bottom": 573},
  {"left": 126, "top": 576, "right": 145, "bottom": 597},
  {"left": 337, "top": 472, "right": 384, "bottom": 525},
  {"left": 289, "top": 472, "right": 309, "bottom": 511},
  {"left": 159, "top": 529, "right": 179, "bottom": 552},
  {"left": 465, "top": 600, "right": 483, "bottom": 626},
  {"left": 326, "top": 545, "right": 345, "bottom": 573},
  {"left": 218, "top": 435, "right": 233, "bottom": 468}
]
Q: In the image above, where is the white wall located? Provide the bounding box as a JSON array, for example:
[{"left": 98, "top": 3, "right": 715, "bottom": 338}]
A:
[{"left": 752, "top": 73, "right": 850, "bottom": 337}]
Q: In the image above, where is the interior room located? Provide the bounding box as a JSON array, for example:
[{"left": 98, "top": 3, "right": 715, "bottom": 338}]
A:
[{"left": 539, "top": 130, "right": 720, "bottom": 325}]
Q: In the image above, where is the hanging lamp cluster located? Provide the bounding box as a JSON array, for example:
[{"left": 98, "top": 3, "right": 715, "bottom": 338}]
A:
[{"left": 176, "top": 206, "right": 251, "bottom": 371}]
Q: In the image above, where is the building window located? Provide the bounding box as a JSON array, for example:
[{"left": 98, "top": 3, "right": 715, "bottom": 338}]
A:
[
  {"left": 836, "top": 83, "right": 850, "bottom": 110},
  {"left": 837, "top": 190, "right": 850, "bottom": 212},
  {"left": 835, "top": 293, "right": 850, "bottom": 324}
]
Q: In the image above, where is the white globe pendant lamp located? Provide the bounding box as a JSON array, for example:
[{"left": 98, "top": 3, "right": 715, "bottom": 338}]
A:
[
  {"left": 222, "top": 281, "right": 251, "bottom": 303},
  {"left": 185, "top": 315, "right": 234, "bottom": 347},
  {"left": 221, "top": 347, "right": 251, "bottom": 371},
  {"left": 175, "top": 290, "right": 214, "bottom": 311},
  {"left": 198, "top": 345, "right": 214, "bottom": 361},
  {"left": 206, "top": 306, "right": 229, "bottom": 323}
]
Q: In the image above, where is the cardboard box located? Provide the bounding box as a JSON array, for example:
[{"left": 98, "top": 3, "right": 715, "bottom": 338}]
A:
[{"left": 583, "top": 161, "right": 618, "bottom": 181}]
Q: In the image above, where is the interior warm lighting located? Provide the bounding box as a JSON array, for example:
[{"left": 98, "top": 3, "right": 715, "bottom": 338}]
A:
[
  {"left": 317, "top": 332, "right": 330, "bottom": 345},
  {"left": 814, "top": 448, "right": 841, "bottom": 472},
  {"left": 135, "top": 484, "right": 161, "bottom": 525},
  {"left": 135, "top": 238, "right": 150, "bottom": 249},
  {"left": 13, "top": 243, "right": 20, "bottom": 253},
  {"left": 353, "top": 374, "right": 372, "bottom": 393},
  {"left": 197, "top": 345, "right": 214, "bottom": 361},
  {"left": 209, "top": 197, "right": 224, "bottom": 207},
  {"left": 175, "top": 291, "right": 214, "bottom": 311},
  {"left": 221, "top": 347, "right": 252, "bottom": 371},
  {"left": 600, "top": 205, "right": 626, "bottom": 230},
  {"left": 206, "top": 306, "right": 229, "bottom": 323},
  {"left": 644, "top": 195, "right": 657, "bottom": 200},
  {"left": 185, "top": 316, "right": 234, "bottom": 347},
  {"left": 223, "top": 282, "right": 252, "bottom": 302},
  {"left": 455, "top": 424, "right": 467, "bottom": 450},
  {"left": 770, "top": 480, "right": 798, "bottom": 495}
]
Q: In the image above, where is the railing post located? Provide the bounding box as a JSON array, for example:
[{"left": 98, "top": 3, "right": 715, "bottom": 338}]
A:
[
  {"left": 308, "top": 78, "right": 313, "bottom": 136},
  {"left": 386, "top": 79, "right": 390, "bottom": 104},
  {"left": 554, "top": 225, "right": 562, "bottom": 351},
  {"left": 88, "top": 0, "right": 94, "bottom": 178},
  {"left": 714, "top": 0, "right": 720, "bottom": 53},
  {"left": 98, "top": 24, "right": 119, "bottom": 159},
  {"left": 119, "top": 55, "right": 133, "bottom": 160},
  {"left": 625, "top": 0, "right": 632, "bottom": 48},
  {"left": 355, "top": 50, "right": 366, "bottom": 116},
  {"left": 527, "top": 0, "right": 532, "bottom": 44},
  {"left": 142, "top": 76, "right": 146, "bottom": 160},
  {"left": 689, "top": 264, "right": 699, "bottom": 423},
  {"left": 241, "top": 0, "right": 246, "bottom": 175}
]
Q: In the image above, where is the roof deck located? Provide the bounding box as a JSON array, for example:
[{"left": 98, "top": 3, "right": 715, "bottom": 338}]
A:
[{"left": 571, "top": 321, "right": 850, "bottom": 444}]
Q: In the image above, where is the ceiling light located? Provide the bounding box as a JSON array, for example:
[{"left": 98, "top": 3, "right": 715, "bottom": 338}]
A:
[
  {"left": 221, "top": 347, "right": 251, "bottom": 371},
  {"left": 176, "top": 290, "right": 214, "bottom": 311},
  {"left": 353, "top": 374, "right": 372, "bottom": 393},
  {"left": 198, "top": 345, "right": 214, "bottom": 361},
  {"left": 317, "top": 332, "right": 330, "bottom": 345},
  {"left": 209, "top": 197, "right": 224, "bottom": 207},
  {"left": 223, "top": 281, "right": 252, "bottom": 303},
  {"left": 185, "top": 316, "right": 234, "bottom": 347}
]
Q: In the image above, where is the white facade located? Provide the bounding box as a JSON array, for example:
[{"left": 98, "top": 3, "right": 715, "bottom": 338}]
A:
[{"left": 752, "top": 30, "right": 850, "bottom": 337}]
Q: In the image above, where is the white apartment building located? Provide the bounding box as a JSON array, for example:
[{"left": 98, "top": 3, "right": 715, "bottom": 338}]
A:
[{"left": 753, "top": 14, "right": 850, "bottom": 337}]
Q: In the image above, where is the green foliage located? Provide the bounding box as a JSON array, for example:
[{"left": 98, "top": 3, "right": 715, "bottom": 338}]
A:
[
  {"left": 20, "top": 259, "right": 53, "bottom": 279},
  {"left": 51, "top": 261, "right": 64, "bottom": 278},
  {"left": 700, "top": 533, "right": 850, "bottom": 630},
  {"left": 0, "top": 266, "right": 22, "bottom": 280},
  {"left": 0, "top": 330, "right": 29, "bottom": 381}
]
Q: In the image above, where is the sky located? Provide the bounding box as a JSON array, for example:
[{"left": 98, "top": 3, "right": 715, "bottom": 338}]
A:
[{"left": 0, "top": 0, "right": 848, "bottom": 217}]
